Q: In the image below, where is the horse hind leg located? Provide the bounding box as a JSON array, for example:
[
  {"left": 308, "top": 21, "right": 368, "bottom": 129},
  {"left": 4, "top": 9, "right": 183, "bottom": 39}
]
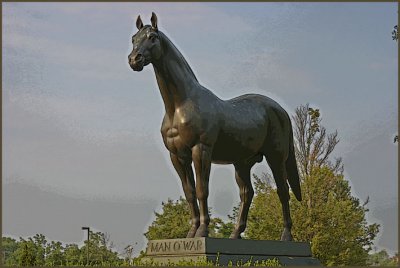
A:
[
  {"left": 266, "top": 155, "right": 293, "bottom": 241},
  {"left": 230, "top": 163, "right": 254, "bottom": 239}
]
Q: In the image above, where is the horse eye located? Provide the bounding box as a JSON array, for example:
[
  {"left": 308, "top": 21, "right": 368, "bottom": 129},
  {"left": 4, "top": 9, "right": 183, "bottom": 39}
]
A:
[{"left": 148, "top": 34, "right": 157, "bottom": 42}]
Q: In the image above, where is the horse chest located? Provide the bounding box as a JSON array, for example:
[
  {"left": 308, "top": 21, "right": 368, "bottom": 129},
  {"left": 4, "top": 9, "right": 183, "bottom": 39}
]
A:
[{"left": 161, "top": 111, "right": 198, "bottom": 155}]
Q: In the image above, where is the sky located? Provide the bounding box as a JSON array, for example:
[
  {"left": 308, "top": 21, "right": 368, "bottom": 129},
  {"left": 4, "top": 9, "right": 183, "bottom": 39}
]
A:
[{"left": 3, "top": 2, "right": 398, "bottom": 256}]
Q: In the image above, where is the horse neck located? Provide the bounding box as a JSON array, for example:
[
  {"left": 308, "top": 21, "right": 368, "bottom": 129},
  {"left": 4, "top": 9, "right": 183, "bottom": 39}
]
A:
[{"left": 152, "top": 32, "right": 199, "bottom": 117}]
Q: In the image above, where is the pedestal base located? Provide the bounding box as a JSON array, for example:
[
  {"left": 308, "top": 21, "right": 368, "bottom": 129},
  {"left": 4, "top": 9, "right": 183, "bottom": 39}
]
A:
[{"left": 142, "top": 237, "right": 321, "bottom": 266}]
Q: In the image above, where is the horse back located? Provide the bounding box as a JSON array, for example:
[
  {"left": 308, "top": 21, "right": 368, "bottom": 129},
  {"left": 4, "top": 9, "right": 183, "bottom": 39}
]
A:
[{"left": 211, "top": 94, "right": 291, "bottom": 164}]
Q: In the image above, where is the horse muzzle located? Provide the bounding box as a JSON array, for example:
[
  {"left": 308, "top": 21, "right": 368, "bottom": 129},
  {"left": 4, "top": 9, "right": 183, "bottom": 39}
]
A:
[
  {"left": 130, "top": 61, "right": 144, "bottom": 71},
  {"left": 129, "top": 53, "right": 145, "bottom": 71}
]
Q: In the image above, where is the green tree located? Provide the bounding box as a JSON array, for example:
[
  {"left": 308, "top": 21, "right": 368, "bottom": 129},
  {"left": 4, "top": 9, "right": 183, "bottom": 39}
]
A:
[
  {"left": 211, "top": 218, "right": 235, "bottom": 239},
  {"left": 31, "top": 234, "right": 47, "bottom": 265},
  {"left": 5, "top": 234, "right": 48, "bottom": 266},
  {"left": 390, "top": 253, "right": 399, "bottom": 266},
  {"left": 122, "top": 243, "right": 138, "bottom": 266},
  {"left": 16, "top": 239, "right": 36, "bottom": 266},
  {"left": 80, "top": 231, "right": 122, "bottom": 266},
  {"left": 367, "top": 249, "right": 398, "bottom": 266},
  {"left": 64, "top": 243, "right": 82, "bottom": 266},
  {"left": 145, "top": 197, "right": 233, "bottom": 240},
  {"left": 145, "top": 197, "right": 191, "bottom": 240},
  {"left": 45, "top": 241, "right": 65, "bottom": 266},
  {"left": 243, "top": 104, "right": 379, "bottom": 266},
  {"left": 292, "top": 104, "right": 343, "bottom": 178},
  {"left": 3, "top": 232, "right": 124, "bottom": 266},
  {"left": 392, "top": 25, "right": 398, "bottom": 41},
  {"left": 2, "top": 237, "right": 19, "bottom": 266}
]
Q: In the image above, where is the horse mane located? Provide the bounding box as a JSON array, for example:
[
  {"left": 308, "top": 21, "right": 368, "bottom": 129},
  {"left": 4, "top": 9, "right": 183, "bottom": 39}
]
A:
[{"left": 158, "top": 31, "right": 199, "bottom": 82}]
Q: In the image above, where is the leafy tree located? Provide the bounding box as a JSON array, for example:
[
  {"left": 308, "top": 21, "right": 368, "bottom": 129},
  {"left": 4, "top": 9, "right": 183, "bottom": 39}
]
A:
[
  {"left": 16, "top": 239, "right": 36, "bottom": 266},
  {"left": 367, "top": 249, "right": 398, "bottom": 266},
  {"left": 211, "top": 218, "right": 235, "bottom": 239},
  {"left": 145, "top": 197, "right": 191, "bottom": 240},
  {"left": 31, "top": 234, "right": 46, "bottom": 265},
  {"left": 122, "top": 243, "right": 138, "bottom": 266},
  {"left": 64, "top": 243, "right": 82, "bottom": 266},
  {"left": 390, "top": 253, "right": 399, "bottom": 266},
  {"left": 79, "top": 231, "right": 122, "bottom": 266},
  {"left": 45, "top": 241, "right": 65, "bottom": 266},
  {"left": 2, "top": 237, "right": 19, "bottom": 266},
  {"left": 3, "top": 232, "right": 123, "bottom": 266},
  {"left": 292, "top": 104, "right": 343, "bottom": 178},
  {"left": 392, "top": 25, "right": 398, "bottom": 41},
  {"left": 246, "top": 170, "right": 378, "bottom": 266},
  {"left": 242, "top": 105, "right": 379, "bottom": 266}
]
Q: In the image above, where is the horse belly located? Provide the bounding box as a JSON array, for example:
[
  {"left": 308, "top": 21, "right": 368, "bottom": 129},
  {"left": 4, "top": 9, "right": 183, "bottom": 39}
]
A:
[{"left": 211, "top": 129, "right": 265, "bottom": 164}]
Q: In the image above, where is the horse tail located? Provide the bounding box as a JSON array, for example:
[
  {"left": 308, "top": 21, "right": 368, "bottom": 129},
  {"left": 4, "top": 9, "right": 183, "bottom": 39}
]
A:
[{"left": 286, "top": 127, "right": 302, "bottom": 201}]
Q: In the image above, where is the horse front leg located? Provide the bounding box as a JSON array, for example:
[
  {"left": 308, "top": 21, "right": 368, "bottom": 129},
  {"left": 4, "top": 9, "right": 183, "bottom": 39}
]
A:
[
  {"left": 230, "top": 164, "right": 254, "bottom": 239},
  {"left": 170, "top": 153, "right": 200, "bottom": 238},
  {"left": 192, "top": 143, "right": 212, "bottom": 237}
]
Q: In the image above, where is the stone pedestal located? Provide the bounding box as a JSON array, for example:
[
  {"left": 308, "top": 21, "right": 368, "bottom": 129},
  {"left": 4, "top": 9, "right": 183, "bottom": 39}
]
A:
[{"left": 142, "top": 237, "right": 321, "bottom": 266}]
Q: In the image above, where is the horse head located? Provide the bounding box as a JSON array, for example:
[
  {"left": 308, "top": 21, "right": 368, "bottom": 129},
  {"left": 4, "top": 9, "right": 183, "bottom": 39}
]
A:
[{"left": 128, "top": 12, "right": 162, "bottom": 71}]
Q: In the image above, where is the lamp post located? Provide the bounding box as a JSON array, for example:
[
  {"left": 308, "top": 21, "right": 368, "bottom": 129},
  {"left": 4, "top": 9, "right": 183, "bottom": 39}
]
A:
[{"left": 82, "top": 227, "right": 90, "bottom": 266}]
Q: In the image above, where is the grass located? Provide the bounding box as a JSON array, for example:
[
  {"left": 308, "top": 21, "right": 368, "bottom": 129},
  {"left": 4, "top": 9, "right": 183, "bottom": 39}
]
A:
[{"left": 133, "top": 254, "right": 281, "bottom": 266}]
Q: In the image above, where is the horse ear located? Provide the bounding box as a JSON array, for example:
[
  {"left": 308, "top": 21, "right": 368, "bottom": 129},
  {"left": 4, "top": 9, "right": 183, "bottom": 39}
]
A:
[
  {"left": 136, "top": 15, "right": 143, "bottom": 30},
  {"left": 151, "top": 12, "right": 158, "bottom": 31}
]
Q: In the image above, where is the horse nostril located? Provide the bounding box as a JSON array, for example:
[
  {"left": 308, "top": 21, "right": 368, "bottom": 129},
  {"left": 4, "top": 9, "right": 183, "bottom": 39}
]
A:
[{"left": 135, "top": 54, "right": 143, "bottom": 61}]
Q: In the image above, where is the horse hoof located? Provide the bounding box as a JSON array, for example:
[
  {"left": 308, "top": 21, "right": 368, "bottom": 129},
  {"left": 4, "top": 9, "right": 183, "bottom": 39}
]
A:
[
  {"left": 186, "top": 230, "right": 196, "bottom": 238},
  {"left": 194, "top": 224, "right": 209, "bottom": 237},
  {"left": 229, "top": 234, "right": 242, "bottom": 239},
  {"left": 186, "top": 225, "right": 199, "bottom": 238},
  {"left": 280, "top": 230, "right": 293, "bottom": 241}
]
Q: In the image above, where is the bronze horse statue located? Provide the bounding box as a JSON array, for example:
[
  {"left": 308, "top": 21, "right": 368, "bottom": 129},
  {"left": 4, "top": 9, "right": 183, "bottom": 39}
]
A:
[{"left": 128, "top": 13, "right": 302, "bottom": 241}]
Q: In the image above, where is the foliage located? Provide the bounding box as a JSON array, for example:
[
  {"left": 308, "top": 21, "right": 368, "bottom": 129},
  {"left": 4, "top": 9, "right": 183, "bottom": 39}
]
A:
[
  {"left": 2, "top": 237, "right": 19, "bottom": 266},
  {"left": 392, "top": 25, "right": 398, "bottom": 41},
  {"left": 2, "top": 234, "right": 281, "bottom": 266},
  {"left": 64, "top": 243, "right": 81, "bottom": 266},
  {"left": 245, "top": 169, "right": 379, "bottom": 266},
  {"left": 292, "top": 104, "right": 343, "bottom": 178},
  {"left": 211, "top": 217, "right": 235, "bottom": 239},
  {"left": 133, "top": 254, "right": 281, "bottom": 266},
  {"left": 367, "top": 250, "right": 398, "bottom": 266},
  {"left": 32, "top": 234, "right": 47, "bottom": 265},
  {"left": 80, "top": 231, "right": 121, "bottom": 266},
  {"left": 45, "top": 241, "right": 65, "bottom": 266},
  {"left": 18, "top": 240, "right": 36, "bottom": 266},
  {"left": 145, "top": 197, "right": 192, "bottom": 240},
  {"left": 2, "top": 232, "right": 123, "bottom": 266}
]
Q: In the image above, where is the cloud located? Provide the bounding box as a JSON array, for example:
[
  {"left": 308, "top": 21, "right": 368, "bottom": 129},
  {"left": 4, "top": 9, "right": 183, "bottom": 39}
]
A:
[
  {"left": 61, "top": 2, "right": 253, "bottom": 32},
  {"left": 5, "top": 88, "right": 155, "bottom": 145},
  {"left": 3, "top": 31, "right": 132, "bottom": 81}
]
